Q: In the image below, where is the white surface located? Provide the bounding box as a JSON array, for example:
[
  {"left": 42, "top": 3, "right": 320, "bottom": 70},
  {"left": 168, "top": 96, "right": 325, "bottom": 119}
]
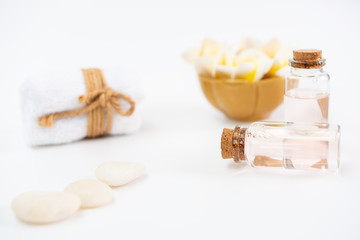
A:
[{"left": 0, "top": 0, "right": 360, "bottom": 239}]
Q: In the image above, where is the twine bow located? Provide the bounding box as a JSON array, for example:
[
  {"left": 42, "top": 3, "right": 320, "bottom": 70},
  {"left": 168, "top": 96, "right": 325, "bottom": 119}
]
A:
[{"left": 38, "top": 68, "right": 135, "bottom": 137}]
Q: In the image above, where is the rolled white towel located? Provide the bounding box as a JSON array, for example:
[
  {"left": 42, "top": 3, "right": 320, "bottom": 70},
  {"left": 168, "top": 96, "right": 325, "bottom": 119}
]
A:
[{"left": 20, "top": 67, "right": 143, "bottom": 146}]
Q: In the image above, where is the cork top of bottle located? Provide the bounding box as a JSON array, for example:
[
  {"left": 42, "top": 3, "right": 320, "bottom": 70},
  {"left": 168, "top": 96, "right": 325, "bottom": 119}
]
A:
[
  {"left": 290, "top": 49, "right": 326, "bottom": 69},
  {"left": 221, "top": 128, "right": 234, "bottom": 159},
  {"left": 221, "top": 127, "right": 247, "bottom": 162},
  {"left": 293, "top": 49, "right": 322, "bottom": 61}
]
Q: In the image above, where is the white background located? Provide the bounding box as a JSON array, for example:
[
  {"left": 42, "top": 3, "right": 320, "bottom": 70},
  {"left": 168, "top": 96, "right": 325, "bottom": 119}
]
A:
[{"left": 1, "top": 0, "right": 360, "bottom": 239}]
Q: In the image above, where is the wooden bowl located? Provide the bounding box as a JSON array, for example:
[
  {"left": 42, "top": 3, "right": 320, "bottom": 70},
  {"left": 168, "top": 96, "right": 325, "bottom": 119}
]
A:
[{"left": 199, "top": 76, "right": 285, "bottom": 121}]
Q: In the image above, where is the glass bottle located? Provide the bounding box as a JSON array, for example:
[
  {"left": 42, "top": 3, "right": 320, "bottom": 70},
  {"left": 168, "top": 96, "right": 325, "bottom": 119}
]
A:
[
  {"left": 221, "top": 122, "right": 340, "bottom": 172},
  {"left": 284, "top": 49, "right": 330, "bottom": 123}
]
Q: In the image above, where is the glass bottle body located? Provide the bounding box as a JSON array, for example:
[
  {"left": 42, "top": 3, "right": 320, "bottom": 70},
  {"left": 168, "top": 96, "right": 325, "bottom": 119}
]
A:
[
  {"left": 244, "top": 122, "right": 340, "bottom": 171},
  {"left": 284, "top": 67, "right": 330, "bottom": 123}
]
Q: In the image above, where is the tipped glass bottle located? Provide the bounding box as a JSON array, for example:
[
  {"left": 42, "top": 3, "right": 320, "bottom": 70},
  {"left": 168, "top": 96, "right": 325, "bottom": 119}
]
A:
[
  {"left": 284, "top": 49, "right": 330, "bottom": 123},
  {"left": 221, "top": 122, "right": 340, "bottom": 171}
]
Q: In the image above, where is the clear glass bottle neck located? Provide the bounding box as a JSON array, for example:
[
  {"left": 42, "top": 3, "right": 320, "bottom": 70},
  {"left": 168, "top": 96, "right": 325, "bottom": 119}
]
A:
[{"left": 290, "top": 67, "right": 324, "bottom": 77}]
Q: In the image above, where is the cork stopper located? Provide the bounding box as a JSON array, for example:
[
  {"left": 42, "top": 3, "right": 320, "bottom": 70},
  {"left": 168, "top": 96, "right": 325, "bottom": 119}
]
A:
[
  {"left": 293, "top": 49, "right": 322, "bottom": 61},
  {"left": 290, "top": 49, "right": 325, "bottom": 69},
  {"left": 221, "top": 128, "right": 234, "bottom": 159}
]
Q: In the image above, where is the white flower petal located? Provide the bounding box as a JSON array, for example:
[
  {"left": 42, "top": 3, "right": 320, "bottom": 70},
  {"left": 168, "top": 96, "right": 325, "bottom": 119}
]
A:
[
  {"left": 263, "top": 38, "right": 281, "bottom": 58},
  {"left": 275, "top": 66, "right": 290, "bottom": 77},
  {"left": 199, "top": 38, "right": 225, "bottom": 57},
  {"left": 233, "top": 62, "right": 255, "bottom": 79},
  {"left": 235, "top": 49, "right": 273, "bottom": 81},
  {"left": 182, "top": 48, "right": 200, "bottom": 63},
  {"left": 240, "top": 37, "right": 264, "bottom": 50},
  {"left": 254, "top": 58, "right": 274, "bottom": 81},
  {"left": 214, "top": 65, "right": 234, "bottom": 79},
  {"left": 194, "top": 56, "right": 216, "bottom": 77}
]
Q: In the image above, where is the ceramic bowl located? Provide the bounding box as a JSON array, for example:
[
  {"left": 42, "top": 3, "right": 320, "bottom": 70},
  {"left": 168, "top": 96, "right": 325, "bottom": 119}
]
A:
[{"left": 198, "top": 76, "right": 285, "bottom": 121}]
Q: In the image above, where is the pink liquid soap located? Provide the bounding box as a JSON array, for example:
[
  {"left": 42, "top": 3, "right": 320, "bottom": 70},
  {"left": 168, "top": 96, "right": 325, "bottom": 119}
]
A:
[{"left": 284, "top": 88, "right": 329, "bottom": 123}]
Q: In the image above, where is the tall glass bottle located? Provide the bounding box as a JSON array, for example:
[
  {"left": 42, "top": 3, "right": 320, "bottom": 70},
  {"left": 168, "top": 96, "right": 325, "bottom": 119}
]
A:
[
  {"left": 221, "top": 122, "right": 340, "bottom": 172},
  {"left": 284, "top": 49, "right": 330, "bottom": 123}
]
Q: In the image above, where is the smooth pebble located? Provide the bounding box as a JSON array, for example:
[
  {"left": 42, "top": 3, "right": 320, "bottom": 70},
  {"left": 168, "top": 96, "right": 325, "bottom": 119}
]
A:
[
  {"left": 11, "top": 191, "right": 81, "bottom": 224},
  {"left": 64, "top": 179, "right": 113, "bottom": 208},
  {"left": 96, "top": 162, "right": 145, "bottom": 187}
]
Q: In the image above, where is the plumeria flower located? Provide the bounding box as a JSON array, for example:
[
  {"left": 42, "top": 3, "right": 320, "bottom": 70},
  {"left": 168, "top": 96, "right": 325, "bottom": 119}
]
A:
[{"left": 184, "top": 37, "right": 294, "bottom": 82}]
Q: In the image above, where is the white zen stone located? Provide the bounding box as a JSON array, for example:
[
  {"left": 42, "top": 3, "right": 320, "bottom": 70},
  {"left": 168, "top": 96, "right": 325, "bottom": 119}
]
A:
[
  {"left": 96, "top": 162, "right": 145, "bottom": 187},
  {"left": 64, "top": 179, "right": 113, "bottom": 208},
  {"left": 11, "top": 191, "right": 80, "bottom": 224}
]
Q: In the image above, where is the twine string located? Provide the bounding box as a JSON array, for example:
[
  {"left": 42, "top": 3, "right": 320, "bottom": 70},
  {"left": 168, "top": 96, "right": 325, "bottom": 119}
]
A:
[{"left": 38, "top": 68, "right": 135, "bottom": 137}]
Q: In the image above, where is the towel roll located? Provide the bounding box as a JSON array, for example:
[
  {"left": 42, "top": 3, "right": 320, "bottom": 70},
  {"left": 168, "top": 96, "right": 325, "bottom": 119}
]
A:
[{"left": 20, "top": 67, "right": 143, "bottom": 146}]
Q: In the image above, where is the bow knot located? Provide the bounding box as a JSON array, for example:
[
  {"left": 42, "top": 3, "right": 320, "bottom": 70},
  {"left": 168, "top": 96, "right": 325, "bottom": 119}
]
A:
[
  {"left": 101, "top": 88, "right": 114, "bottom": 107},
  {"left": 78, "top": 87, "right": 115, "bottom": 108}
]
